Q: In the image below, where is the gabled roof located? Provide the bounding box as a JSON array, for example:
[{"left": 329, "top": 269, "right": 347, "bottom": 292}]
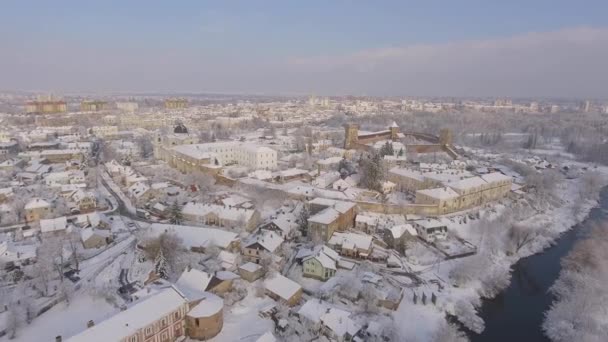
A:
[
  {"left": 245, "top": 230, "right": 284, "bottom": 253},
  {"left": 40, "top": 216, "right": 68, "bottom": 233},
  {"left": 176, "top": 268, "right": 215, "bottom": 293},
  {"left": 264, "top": 274, "right": 301, "bottom": 301},
  {"left": 66, "top": 287, "right": 187, "bottom": 342}
]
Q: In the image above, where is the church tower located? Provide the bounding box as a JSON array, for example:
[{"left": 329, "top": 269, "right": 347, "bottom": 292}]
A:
[{"left": 344, "top": 123, "right": 360, "bottom": 149}]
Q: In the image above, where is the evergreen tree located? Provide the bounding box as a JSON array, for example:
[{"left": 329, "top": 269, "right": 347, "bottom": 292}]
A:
[
  {"left": 379, "top": 141, "right": 394, "bottom": 156},
  {"left": 298, "top": 205, "right": 309, "bottom": 237},
  {"left": 154, "top": 249, "right": 169, "bottom": 280},
  {"left": 169, "top": 200, "right": 183, "bottom": 225},
  {"left": 398, "top": 148, "right": 404, "bottom": 157},
  {"left": 359, "top": 152, "right": 384, "bottom": 192}
]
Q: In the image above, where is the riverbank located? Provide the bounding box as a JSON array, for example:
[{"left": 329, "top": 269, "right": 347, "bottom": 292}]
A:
[
  {"left": 471, "top": 185, "right": 608, "bottom": 341},
  {"left": 431, "top": 168, "right": 608, "bottom": 337}
]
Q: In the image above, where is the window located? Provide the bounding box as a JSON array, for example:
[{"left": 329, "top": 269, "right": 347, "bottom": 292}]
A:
[
  {"left": 130, "top": 337, "right": 137, "bottom": 342},
  {"left": 196, "top": 318, "right": 200, "bottom": 327},
  {"left": 174, "top": 312, "right": 180, "bottom": 320}
]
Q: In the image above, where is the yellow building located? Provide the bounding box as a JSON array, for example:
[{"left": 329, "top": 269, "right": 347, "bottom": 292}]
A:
[
  {"left": 25, "top": 100, "right": 67, "bottom": 114},
  {"left": 80, "top": 101, "right": 108, "bottom": 112},
  {"left": 165, "top": 98, "right": 188, "bottom": 109}
]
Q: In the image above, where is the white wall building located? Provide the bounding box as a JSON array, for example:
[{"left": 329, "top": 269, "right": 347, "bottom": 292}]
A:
[
  {"left": 177, "top": 142, "right": 278, "bottom": 170},
  {"left": 116, "top": 102, "right": 139, "bottom": 113}
]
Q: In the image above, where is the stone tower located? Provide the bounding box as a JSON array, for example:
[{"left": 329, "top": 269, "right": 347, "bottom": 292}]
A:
[
  {"left": 439, "top": 129, "right": 453, "bottom": 145},
  {"left": 344, "top": 123, "right": 360, "bottom": 149},
  {"left": 389, "top": 121, "right": 400, "bottom": 141}
]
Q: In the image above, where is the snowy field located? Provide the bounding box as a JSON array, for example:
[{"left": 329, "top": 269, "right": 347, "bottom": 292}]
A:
[{"left": 1, "top": 294, "right": 118, "bottom": 342}]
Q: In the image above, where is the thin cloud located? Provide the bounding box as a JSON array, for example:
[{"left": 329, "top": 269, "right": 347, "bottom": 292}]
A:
[{"left": 286, "top": 27, "right": 608, "bottom": 97}]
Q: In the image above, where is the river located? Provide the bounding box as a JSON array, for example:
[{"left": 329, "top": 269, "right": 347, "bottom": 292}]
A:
[{"left": 470, "top": 186, "right": 608, "bottom": 342}]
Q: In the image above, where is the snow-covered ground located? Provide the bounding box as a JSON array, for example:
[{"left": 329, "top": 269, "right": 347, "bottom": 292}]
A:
[
  {"left": 1, "top": 293, "right": 118, "bottom": 342},
  {"left": 206, "top": 291, "right": 275, "bottom": 342}
]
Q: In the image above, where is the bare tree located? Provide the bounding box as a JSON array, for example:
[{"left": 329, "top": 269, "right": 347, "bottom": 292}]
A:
[
  {"left": 38, "top": 237, "right": 66, "bottom": 284},
  {"left": 507, "top": 223, "right": 546, "bottom": 254},
  {"left": 65, "top": 231, "right": 82, "bottom": 271},
  {"left": 141, "top": 232, "right": 187, "bottom": 280},
  {"left": 136, "top": 135, "right": 154, "bottom": 159}
]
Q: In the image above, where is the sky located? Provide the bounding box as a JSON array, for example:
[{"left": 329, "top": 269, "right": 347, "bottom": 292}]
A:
[{"left": 1, "top": 0, "right": 607, "bottom": 98}]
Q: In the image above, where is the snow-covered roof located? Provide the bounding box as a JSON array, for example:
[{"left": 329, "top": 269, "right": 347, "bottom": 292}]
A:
[
  {"left": 245, "top": 230, "right": 284, "bottom": 253},
  {"left": 264, "top": 274, "right": 301, "bottom": 301},
  {"left": 239, "top": 261, "right": 262, "bottom": 273},
  {"left": 328, "top": 232, "right": 372, "bottom": 251},
  {"left": 80, "top": 228, "right": 110, "bottom": 242},
  {"left": 355, "top": 214, "right": 377, "bottom": 225},
  {"left": 270, "top": 213, "right": 298, "bottom": 235},
  {"left": 24, "top": 197, "right": 50, "bottom": 210},
  {"left": 148, "top": 223, "right": 238, "bottom": 249},
  {"left": 416, "top": 187, "right": 459, "bottom": 200},
  {"left": 481, "top": 172, "right": 512, "bottom": 183},
  {"left": 73, "top": 212, "right": 103, "bottom": 228},
  {"left": 128, "top": 181, "right": 150, "bottom": 198},
  {"left": 447, "top": 176, "right": 487, "bottom": 191},
  {"left": 66, "top": 287, "right": 187, "bottom": 342},
  {"left": 218, "top": 250, "right": 237, "bottom": 269},
  {"left": 308, "top": 207, "right": 340, "bottom": 225},
  {"left": 40, "top": 216, "right": 68, "bottom": 233},
  {"left": 321, "top": 308, "right": 361, "bottom": 338},
  {"left": 413, "top": 218, "right": 447, "bottom": 229},
  {"left": 304, "top": 249, "right": 337, "bottom": 270},
  {"left": 221, "top": 194, "right": 250, "bottom": 207},
  {"left": 388, "top": 167, "right": 425, "bottom": 181},
  {"left": 298, "top": 299, "right": 331, "bottom": 323},
  {"left": 182, "top": 202, "right": 256, "bottom": 223},
  {"left": 186, "top": 292, "right": 223, "bottom": 318},
  {"left": 216, "top": 270, "right": 240, "bottom": 281},
  {"left": 317, "top": 156, "right": 343, "bottom": 165},
  {"left": 176, "top": 268, "right": 214, "bottom": 292}
]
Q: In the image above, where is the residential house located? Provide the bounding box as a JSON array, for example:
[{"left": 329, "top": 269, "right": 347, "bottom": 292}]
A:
[
  {"left": 70, "top": 189, "right": 97, "bottom": 213},
  {"left": 413, "top": 219, "right": 447, "bottom": 242},
  {"left": 242, "top": 230, "right": 284, "bottom": 264},
  {"left": 24, "top": 198, "right": 51, "bottom": 222},
  {"left": 148, "top": 224, "right": 240, "bottom": 252},
  {"left": 40, "top": 216, "right": 69, "bottom": 236},
  {"left": 354, "top": 214, "right": 378, "bottom": 234},
  {"left": 298, "top": 300, "right": 362, "bottom": 342},
  {"left": 327, "top": 231, "right": 373, "bottom": 259},
  {"left": 307, "top": 198, "right": 356, "bottom": 243},
  {"left": 260, "top": 213, "right": 299, "bottom": 240},
  {"left": 382, "top": 224, "right": 417, "bottom": 253},
  {"left": 81, "top": 228, "right": 112, "bottom": 249},
  {"left": 302, "top": 246, "right": 340, "bottom": 281},
  {"left": 264, "top": 274, "right": 303, "bottom": 307},
  {"left": 128, "top": 182, "right": 152, "bottom": 205},
  {"left": 0, "top": 241, "right": 37, "bottom": 266},
  {"left": 238, "top": 262, "right": 264, "bottom": 282},
  {"left": 182, "top": 202, "right": 260, "bottom": 231},
  {"left": 176, "top": 268, "right": 234, "bottom": 296}
]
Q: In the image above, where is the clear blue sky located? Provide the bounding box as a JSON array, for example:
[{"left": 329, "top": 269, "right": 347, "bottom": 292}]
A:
[{"left": 1, "top": 1, "right": 607, "bottom": 96}]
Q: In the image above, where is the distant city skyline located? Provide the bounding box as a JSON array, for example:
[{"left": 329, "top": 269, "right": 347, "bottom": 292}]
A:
[{"left": 1, "top": 1, "right": 608, "bottom": 97}]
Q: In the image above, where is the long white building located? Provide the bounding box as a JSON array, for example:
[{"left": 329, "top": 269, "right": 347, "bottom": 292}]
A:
[{"left": 173, "top": 142, "right": 278, "bottom": 170}]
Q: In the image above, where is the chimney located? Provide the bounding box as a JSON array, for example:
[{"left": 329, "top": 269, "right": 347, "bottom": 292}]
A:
[
  {"left": 55, "top": 336, "right": 62, "bottom": 342},
  {"left": 87, "top": 320, "right": 95, "bottom": 328}
]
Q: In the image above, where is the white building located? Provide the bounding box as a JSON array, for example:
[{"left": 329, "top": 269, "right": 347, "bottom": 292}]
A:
[
  {"left": 116, "top": 101, "right": 139, "bottom": 113},
  {"left": 90, "top": 126, "right": 118, "bottom": 137},
  {"left": 174, "top": 142, "right": 278, "bottom": 170}
]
